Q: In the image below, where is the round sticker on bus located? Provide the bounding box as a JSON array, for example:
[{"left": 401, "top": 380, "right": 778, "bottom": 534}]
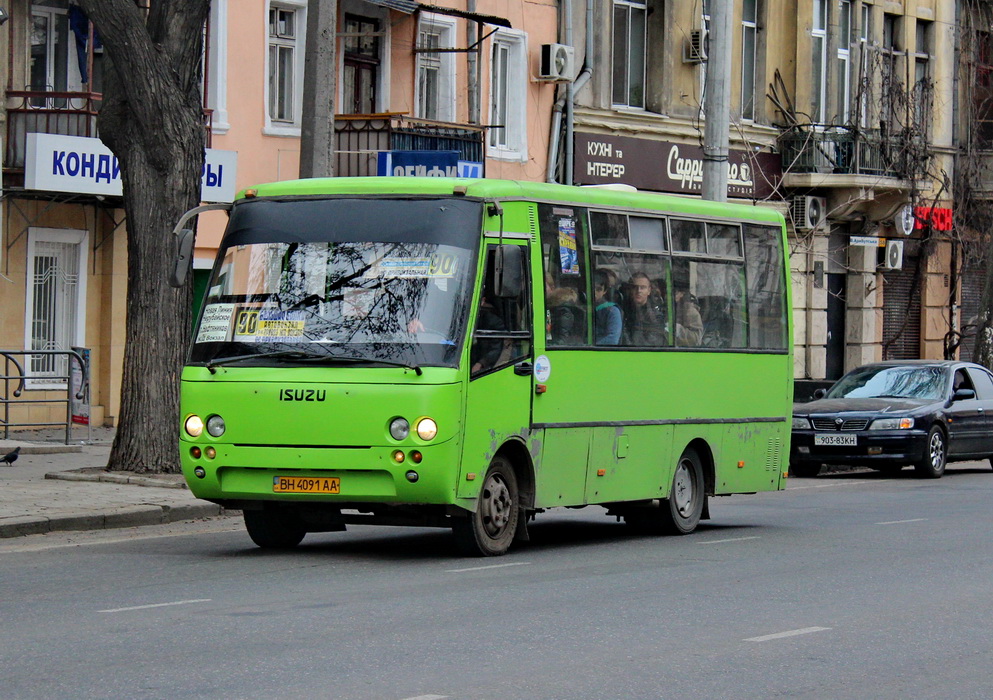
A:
[{"left": 534, "top": 355, "right": 551, "bottom": 382}]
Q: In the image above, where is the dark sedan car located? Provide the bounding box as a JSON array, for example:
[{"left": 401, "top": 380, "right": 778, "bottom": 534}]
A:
[{"left": 790, "top": 360, "right": 993, "bottom": 478}]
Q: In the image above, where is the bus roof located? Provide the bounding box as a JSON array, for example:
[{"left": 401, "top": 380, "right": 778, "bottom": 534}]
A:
[{"left": 238, "top": 177, "right": 786, "bottom": 226}]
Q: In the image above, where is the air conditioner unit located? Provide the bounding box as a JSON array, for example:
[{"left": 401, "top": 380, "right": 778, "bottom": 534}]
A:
[
  {"left": 682, "top": 30, "right": 708, "bottom": 63},
  {"left": 539, "top": 43, "right": 575, "bottom": 81},
  {"left": 791, "top": 195, "right": 828, "bottom": 231},
  {"left": 883, "top": 239, "right": 904, "bottom": 270}
]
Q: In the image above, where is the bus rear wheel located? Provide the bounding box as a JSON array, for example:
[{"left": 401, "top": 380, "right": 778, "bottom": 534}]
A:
[
  {"left": 453, "top": 456, "right": 519, "bottom": 556},
  {"left": 244, "top": 507, "right": 306, "bottom": 549},
  {"left": 624, "top": 448, "right": 704, "bottom": 535}
]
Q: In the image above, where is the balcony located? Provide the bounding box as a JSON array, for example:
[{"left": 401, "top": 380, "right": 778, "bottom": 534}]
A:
[
  {"left": 4, "top": 90, "right": 213, "bottom": 189},
  {"left": 335, "top": 114, "right": 485, "bottom": 177},
  {"left": 777, "top": 125, "right": 920, "bottom": 193},
  {"left": 4, "top": 90, "right": 101, "bottom": 171}
]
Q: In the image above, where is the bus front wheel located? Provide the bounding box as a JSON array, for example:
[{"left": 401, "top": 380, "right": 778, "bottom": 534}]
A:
[
  {"left": 453, "top": 456, "right": 519, "bottom": 556},
  {"left": 244, "top": 507, "right": 306, "bottom": 549}
]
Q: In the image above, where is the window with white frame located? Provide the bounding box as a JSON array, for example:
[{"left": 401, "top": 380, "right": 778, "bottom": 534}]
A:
[
  {"left": 415, "top": 13, "right": 456, "bottom": 122},
  {"left": 836, "top": 0, "right": 852, "bottom": 123},
  {"left": 881, "top": 12, "right": 900, "bottom": 127},
  {"left": 612, "top": 0, "right": 646, "bottom": 109},
  {"left": 266, "top": 1, "right": 306, "bottom": 133},
  {"left": 741, "top": 0, "right": 758, "bottom": 120},
  {"left": 488, "top": 29, "right": 527, "bottom": 160},
  {"left": 811, "top": 0, "right": 827, "bottom": 123},
  {"left": 207, "top": 0, "right": 230, "bottom": 134},
  {"left": 24, "top": 228, "right": 88, "bottom": 387}
]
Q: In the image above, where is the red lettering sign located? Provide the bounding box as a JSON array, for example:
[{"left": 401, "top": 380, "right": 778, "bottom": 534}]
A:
[{"left": 913, "top": 206, "right": 953, "bottom": 231}]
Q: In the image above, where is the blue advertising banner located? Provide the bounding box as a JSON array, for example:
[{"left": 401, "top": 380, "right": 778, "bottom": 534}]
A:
[{"left": 378, "top": 150, "right": 460, "bottom": 177}]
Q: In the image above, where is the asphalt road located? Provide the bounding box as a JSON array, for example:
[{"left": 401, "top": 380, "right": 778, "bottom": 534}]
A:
[{"left": 3, "top": 464, "right": 993, "bottom": 700}]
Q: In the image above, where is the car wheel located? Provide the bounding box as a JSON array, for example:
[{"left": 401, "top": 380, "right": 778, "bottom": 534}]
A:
[
  {"left": 453, "top": 456, "right": 519, "bottom": 556},
  {"left": 243, "top": 507, "right": 306, "bottom": 549},
  {"left": 914, "top": 425, "right": 947, "bottom": 479},
  {"left": 790, "top": 462, "right": 821, "bottom": 478}
]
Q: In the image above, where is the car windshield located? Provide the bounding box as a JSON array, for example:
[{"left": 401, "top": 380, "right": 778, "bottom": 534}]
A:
[
  {"left": 826, "top": 365, "right": 947, "bottom": 400},
  {"left": 189, "top": 197, "right": 481, "bottom": 368}
]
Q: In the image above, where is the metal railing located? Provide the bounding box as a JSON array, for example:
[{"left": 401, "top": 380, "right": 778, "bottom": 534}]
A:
[
  {"left": 4, "top": 89, "right": 214, "bottom": 172},
  {"left": 1, "top": 350, "right": 88, "bottom": 444},
  {"left": 335, "top": 114, "right": 485, "bottom": 177},
  {"left": 778, "top": 125, "right": 903, "bottom": 178}
]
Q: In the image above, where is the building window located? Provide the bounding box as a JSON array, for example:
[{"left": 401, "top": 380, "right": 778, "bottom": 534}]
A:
[
  {"left": 24, "top": 229, "right": 88, "bottom": 387},
  {"left": 811, "top": 0, "right": 827, "bottom": 123},
  {"left": 343, "top": 14, "right": 381, "bottom": 114},
  {"left": 488, "top": 29, "right": 527, "bottom": 161},
  {"left": 612, "top": 0, "right": 646, "bottom": 109},
  {"left": 836, "top": 0, "right": 852, "bottom": 123},
  {"left": 207, "top": 0, "right": 230, "bottom": 134},
  {"left": 858, "top": 2, "right": 872, "bottom": 128},
  {"left": 268, "top": 5, "right": 300, "bottom": 124},
  {"left": 975, "top": 30, "right": 993, "bottom": 147},
  {"left": 741, "top": 0, "right": 758, "bottom": 120},
  {"left": 912, "top": 19, "right": 932, "bottom": 124},
  {"left": 415, "top": 14, "right": 456, "bottom": 122},
  {"left": 881, "top": 13, "right": 900, "bottom": 127}
]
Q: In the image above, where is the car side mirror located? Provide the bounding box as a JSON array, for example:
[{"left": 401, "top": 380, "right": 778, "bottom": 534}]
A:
[
  {"left": 952, "top": 388, "right": 976, "bottom": 402},
  {"left": 812, "top": 388, "right": 827, "bottom": 400}
]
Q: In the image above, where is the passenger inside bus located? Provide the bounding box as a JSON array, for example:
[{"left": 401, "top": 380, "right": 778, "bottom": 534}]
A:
[
  {"left": 623, "top": 271, "right": 668, "bottom": 346},
  {"left": 674, "top": 288, "right": 704, "bottom": 347},
  {"left": 470, "top": 294, "right": 508, "bottom": 373},
  {"left": 594, "top": 269, "right": 622, "bottom": 345},
  {"left": 546, "top": 282, "right": 585, "bottom": 345}
]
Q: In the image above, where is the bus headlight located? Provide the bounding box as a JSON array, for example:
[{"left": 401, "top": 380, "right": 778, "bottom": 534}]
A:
[
  {"left": 792, "top": 416, "right": 810, "bottom": 429},
  {"left": 415, "top": 417, "right": 438, "bottom": 441},
  {"left": 870, "top": 417, "right": 914, "bottom": 430},
  {"left": 184, "top": 414, "right": 204, "bottom": 437},
  {"left": 206, "top": 415, "right": 226, "bottom": 437},
  {"left": 389, "top": 417, "right": 410, "bottom": 441}
]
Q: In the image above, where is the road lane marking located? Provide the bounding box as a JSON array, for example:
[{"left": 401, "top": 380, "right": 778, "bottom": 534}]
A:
[
  {"left": 99, "top": 598, "right": 212, "bottom": 613},
  {"left": 446, "top": 561, "right": 529, "bottom": 573},
  {"left": 787, "top": 480, "right": 872, "bottom": 490},
  {"left": 399, "top": 696, "right": 448, "bottom": 700},
  {"left": 745, "top": 627, "right": 831, "bottom": 642},
  {"left": 876, "top": 518, "right": 927, "bottom": 525},
  {"left": 699, "top": 536, "right": 761, "bottom": 545}
]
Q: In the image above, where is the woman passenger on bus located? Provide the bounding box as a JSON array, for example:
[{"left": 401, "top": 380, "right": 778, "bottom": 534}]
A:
[{"left": 594, "top": 269, "right": 622, "bottom": 345}]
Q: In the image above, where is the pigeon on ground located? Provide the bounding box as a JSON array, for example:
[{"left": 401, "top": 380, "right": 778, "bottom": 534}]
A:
[{"left": 1, "top": 446, "right": 21, "bottom": 465}]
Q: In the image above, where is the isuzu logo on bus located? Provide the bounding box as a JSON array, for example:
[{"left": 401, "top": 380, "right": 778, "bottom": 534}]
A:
[{"left": 279, "top": 389, "right": 327, "bottom": 402}]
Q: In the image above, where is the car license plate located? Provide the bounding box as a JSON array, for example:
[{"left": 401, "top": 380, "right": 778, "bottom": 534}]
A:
[
  {"left": 813, "top": 434, "right": 857, "bottom": 447},
  {"left": 273, "top": 476, "right": 340, "bottom": 494}
]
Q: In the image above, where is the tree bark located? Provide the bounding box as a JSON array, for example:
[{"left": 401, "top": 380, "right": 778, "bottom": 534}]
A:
[{"left": 78, "top": 0, "right": 211, "bottom": 473}]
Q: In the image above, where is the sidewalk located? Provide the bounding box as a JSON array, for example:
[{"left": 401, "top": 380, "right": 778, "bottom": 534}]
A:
[{"left": 0, "top": 426, "right": 235, "bottom": 538}]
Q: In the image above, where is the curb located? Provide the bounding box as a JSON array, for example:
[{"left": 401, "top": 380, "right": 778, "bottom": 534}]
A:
[
  {"left": 0, "top": 443, "right": 84, "bottom": 455},
  {"left": 0, "top": 503, "right": 239, "bottom": 538},
  {"left": 45, "top": 470, "right": 188, "bottom": 489}
]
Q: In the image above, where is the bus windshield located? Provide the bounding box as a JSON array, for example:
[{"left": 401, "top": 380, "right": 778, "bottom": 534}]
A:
[{"left": 189, "top": 197, "right": 481, "bottom": 368}]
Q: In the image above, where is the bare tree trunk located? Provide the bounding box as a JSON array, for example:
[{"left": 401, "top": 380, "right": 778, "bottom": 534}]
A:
[{"left": 78, "top": 0, "right": 210, "bottom": 472}]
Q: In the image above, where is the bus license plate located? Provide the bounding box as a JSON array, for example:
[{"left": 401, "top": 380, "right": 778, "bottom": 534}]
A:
[
  {"left": 813, "top": 434, "right": 857, "bottom": 447},
  {"left": 273, "top": 476, "right": 341, "bottom": 494}
]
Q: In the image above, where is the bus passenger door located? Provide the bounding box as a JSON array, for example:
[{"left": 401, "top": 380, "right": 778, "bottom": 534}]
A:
[{"left": 459, "top": 243, "right": 534, "bottom": 491}]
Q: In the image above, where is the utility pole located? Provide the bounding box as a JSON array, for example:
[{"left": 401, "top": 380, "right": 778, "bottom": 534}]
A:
[
  {"left": 300, "top": 0, "right": 337, "bottom": 178},
  {"left": 701, "top": 1, "right": 732, "bottom": 202}
]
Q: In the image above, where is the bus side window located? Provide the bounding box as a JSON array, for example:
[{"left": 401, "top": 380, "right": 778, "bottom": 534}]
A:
[
  {"left": 538, "top": 204, "right": 590, "bottom": 347},
  {"left": 744, "top": 225, "right": 788, "bottom": 350}
]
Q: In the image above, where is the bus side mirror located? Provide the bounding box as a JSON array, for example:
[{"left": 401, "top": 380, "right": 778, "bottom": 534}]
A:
[
  {"left": 493, "top": 245, "right": 523, "bottom": 298},
  {"left": 168, "top": 229, "right": 196, "bottom": 288}
]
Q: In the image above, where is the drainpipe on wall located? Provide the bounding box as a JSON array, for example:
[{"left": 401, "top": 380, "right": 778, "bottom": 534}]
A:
[{"left": 547, "top": 0, "right": 593, "bottom": 183}]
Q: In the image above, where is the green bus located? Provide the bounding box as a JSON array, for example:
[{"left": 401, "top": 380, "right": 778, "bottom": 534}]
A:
[{"left": 177, "top": 177, "right": 792, "bottom": 556}]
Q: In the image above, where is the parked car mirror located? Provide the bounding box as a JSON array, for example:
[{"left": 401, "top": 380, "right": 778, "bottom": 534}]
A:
[
  {"left": 812, "top": 388, "right": 827, "bottom": 400},
  {"left": 952, "top": 388, "right": 976, "bottom": 402}
]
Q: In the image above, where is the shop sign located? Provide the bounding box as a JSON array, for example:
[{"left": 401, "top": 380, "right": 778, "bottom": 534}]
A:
[
  {"left": 377, "top": 150, "right": 483, "bottom": 178},
  {"left": 24, "top": 133, "right": 238, "bottom": 202},
  {"left": 913, "top": 206, "right": 953, "bottom": 231},
  {"left": 574, "top": 132, "right": 782, "bottom": 199}
]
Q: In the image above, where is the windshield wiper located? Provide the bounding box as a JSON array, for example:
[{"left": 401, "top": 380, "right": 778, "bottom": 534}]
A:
[{"left": 205, "top": 349, "right": 422, "bottom": 375}]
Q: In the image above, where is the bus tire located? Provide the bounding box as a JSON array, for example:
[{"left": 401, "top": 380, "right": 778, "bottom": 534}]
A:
[
  {"left": 244, "top": 507, "right": 306, "bottom": 549},
  {"left": 453, "top": 456, "right": 519, "bottom": 556},
  {"left": 659, "top": 448, "right": 705, "bottom": 535}
]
